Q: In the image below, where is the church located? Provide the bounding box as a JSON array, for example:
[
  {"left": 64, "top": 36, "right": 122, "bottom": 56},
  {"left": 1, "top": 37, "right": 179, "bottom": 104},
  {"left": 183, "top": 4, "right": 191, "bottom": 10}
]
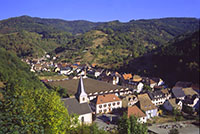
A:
[{"left": 62, "top": 77, "right": 93, "bottom": 124}]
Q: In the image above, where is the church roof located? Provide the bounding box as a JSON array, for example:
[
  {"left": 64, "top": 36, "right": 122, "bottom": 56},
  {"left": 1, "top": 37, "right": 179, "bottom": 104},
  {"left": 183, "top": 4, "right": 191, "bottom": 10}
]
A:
[
  {"left": 75, "top": 76, "right": 87, "bottom": 98},
  {"left": 62, "top": 97, "right": 92, "bottom": 115}
]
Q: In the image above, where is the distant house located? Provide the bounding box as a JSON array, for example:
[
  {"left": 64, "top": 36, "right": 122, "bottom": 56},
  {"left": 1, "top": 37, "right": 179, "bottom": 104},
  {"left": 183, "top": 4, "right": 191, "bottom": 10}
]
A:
[
  {"left": 149, "top": 79, "right": 157, "bottom": 88},
  {"left": 122, "top": 73, "right": 132, "bottom": 80},
  {"left": 127, "top": 105, "right": 147, "bottom": 123},
  {"left": 132, "top": 75, "right": 142, "bottom": 82},
  {"left": 163, "top": 98, "right": 182, "bottom": 111},
  {"left": 138, "top": 93, "right": 158, "bottom": 119},
  {"left": 148, "top": 90, "right": 167, "bottom": 106},
  {"left": 62, "top": 77, "right": 92, "bottom": 124},
  {"left": 161, "top": 88, "right": 171, "bottom": 99},
  {"left": 60, "top": 67, "right": 72, "bottom": 75},
  {"left": 122, "top": 95, "right": 138, "bottom": 107},
  {"left": 95, "top": 94, "right": 122, "bottom": 114},
  {"left": 172, "top": 87, "right": 186, "bottom": 100},
  {"left": 94, "top": 69, "right": 104, "bottom": 78},
  {"left": 183, "top": 94, "right": 199, "bottom": 108},
  {"left": 151, "top": 78, "right": 164, "bottom": 86}
]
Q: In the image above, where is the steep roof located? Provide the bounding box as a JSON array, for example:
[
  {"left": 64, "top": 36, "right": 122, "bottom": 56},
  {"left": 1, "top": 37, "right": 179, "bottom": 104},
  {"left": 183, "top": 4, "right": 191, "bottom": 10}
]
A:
[
  {"left": 127, "top": 105, "right": 146, "bottom": 118},
  {"left": 182, "top": 87, "right": 198, "bottom": 96},
  {"left": 132, "top": 75, "right": 142, "bottom": 82},
  {"left": 150, "top": 79, "right": 157, "bottom": 84},
  {"left": 62, "top": 98, "right": 92, "bottom": 115},
  {"left": 148, "top": 90, "right": 165, "bottom": 100},
  {"left": 138, "top": 93, "right": 157, "bottom": 111},
  {"left": 172, "top": 87, "right": 185, "bottom": 98},
  {"left": 75, "top": 77, "right": 87, "bottom": 98},
  {"left": 96, "top": 94, "right": 121, "bottom": 104},
  {"left": 161, "top": 89, "right": 170, "bottom": 94}
]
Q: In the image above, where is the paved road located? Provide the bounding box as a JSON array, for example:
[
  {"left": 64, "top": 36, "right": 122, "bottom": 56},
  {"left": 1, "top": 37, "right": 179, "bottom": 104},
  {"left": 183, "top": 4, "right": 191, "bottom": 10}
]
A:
[
  {"left": 94, "top": 114, "right": 118, "bottom": 131},
  {"left": 148, "top": 120, "right": 199, "bottom": 134}
]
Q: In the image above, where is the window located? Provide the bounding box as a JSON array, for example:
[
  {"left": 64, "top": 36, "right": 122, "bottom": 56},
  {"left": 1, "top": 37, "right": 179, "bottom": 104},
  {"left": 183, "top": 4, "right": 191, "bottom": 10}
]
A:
[
  {"left": 104, "top": 104, "right": 107, "bottom": 107},
  {"left": 104, "top": 109, "right": 107, "bottom": 113},
  {"left": 117, "top": 102, "right": 120, "bottom": 105},
  {"left": 81, "top": 116, "right": 84, "bottom": 123},
  {"left": 113, "top": 102, "right": 116, "bottom": 106},
  {"left": 82, "top": 97, "right": 85, "bottom": 101},
  {"left": 108, "top": 103, "right": 111, "bottom": 107},
  {"left": 99, "top": 105, "right": 102, "bottom": 108},
  {"left": 99, "top": 110, "right": 102, "bottom": 113}
]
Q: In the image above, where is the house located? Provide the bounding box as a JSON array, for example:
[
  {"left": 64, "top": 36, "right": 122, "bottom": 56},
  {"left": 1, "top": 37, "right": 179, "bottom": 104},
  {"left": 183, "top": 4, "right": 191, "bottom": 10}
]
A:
[
  {"left": 94, "top": 69, "right": 104, "bottom": 78},
  {"left": 149, "top": 79, "right": 157, "bottom": 88},
  {"left": 183, "top": 94, "right": 199, "bottom": 108},
  {"left": 137, "top": 93, "right": 158, "bottom": 119},
  {"left": 123, "top": 95, "right": 138, "bottom": 107},
  {"left": 148, "top": 90, "right": 167, "bottom": 106},
  {"left": 136, "top": 82, "right": 144, "bottom": 93},
  {"left": 122, "top": 73, "right": 132, "bottom": 80},
  {"left": 151, "top": 78, "right": 164, "bottom": 86},
  {"left": 132, "top": 75, "right": 142, "bottom": 82},
  {"left": 62, "top": 77, "right": 92, "bottom": 124},
  {"left": 172, "top": 87, "right": 185, "bottom": 100},
  {"left": 95, "top": 94, "right": 122, "bottom": 114},
  {"left": 163, "top": 98, "right": 182, "bottom": 111},
  {"left": 127, "top": 105, "right": 147, "bottom": 123},
  {"left": 60, "top": 67, "right": 72, "bottom": 75},
  {"left": 161, "top": 88, "right": 171, "bottom": 99}
]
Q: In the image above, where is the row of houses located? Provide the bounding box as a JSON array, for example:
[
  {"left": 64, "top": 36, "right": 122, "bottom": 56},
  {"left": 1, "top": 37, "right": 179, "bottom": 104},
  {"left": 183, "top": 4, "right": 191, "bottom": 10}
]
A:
[{"left": 62, "top": 77, "right": 199, "bottom": 125}]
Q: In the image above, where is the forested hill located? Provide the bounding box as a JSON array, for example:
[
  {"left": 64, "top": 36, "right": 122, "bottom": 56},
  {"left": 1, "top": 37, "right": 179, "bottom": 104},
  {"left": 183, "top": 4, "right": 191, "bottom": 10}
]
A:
[
  {"left": 0, "top": 15, "right": 102, "bottom": 34},
  {"left": 0, "top": 47, "right": 43, "bottom": 89},
  {"left": 120, "top": 30, "right": 200, "bottom": 85},
  {"left": 0, "top": 16, "right": 199, "bottom": 67}
]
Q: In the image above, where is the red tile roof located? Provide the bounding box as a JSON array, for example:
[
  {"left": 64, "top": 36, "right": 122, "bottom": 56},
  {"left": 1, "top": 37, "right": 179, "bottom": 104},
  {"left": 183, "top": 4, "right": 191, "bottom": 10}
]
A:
[
  {"left": 128, "top": 105, "right": 146, "bottom": 118},
  {"left": 96, "top": 94, "right": 121, "bottom": 104},
  {"left": 123, "top": 74, "right": 132, "bottom": 80}
]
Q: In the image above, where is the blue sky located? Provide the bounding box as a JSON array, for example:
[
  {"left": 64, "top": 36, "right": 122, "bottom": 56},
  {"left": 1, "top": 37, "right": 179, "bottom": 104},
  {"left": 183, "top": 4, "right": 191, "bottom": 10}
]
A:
[{"left": 1, "top": 0, "right": 199, "bottom": 22}]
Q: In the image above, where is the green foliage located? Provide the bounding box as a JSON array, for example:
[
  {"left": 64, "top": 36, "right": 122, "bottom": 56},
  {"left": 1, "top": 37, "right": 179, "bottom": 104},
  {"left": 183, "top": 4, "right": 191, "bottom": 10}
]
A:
[
  {"left": 0, "top": 48, "right": 77, "bottom": 133},
  {"left": 69, "top": 123, "right": 110, "bottom": 134},
  {"left": 0, "top": 87, "right": 75, "bottom": 134},
  {"left": 143, "top": 84, "right": 152, "bottom": 92},
  {"left": 117, "top": 114, "right": 148, "bottom": 134}
]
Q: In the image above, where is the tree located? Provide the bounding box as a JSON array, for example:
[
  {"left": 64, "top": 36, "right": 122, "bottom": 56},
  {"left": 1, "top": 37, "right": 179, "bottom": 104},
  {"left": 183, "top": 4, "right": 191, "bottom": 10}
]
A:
[
  {"left": 0, "top": 87, "right": 77, "bottom": 134},
  {"left": 117, "top": 113, "right": 148, "bottom": 134}
]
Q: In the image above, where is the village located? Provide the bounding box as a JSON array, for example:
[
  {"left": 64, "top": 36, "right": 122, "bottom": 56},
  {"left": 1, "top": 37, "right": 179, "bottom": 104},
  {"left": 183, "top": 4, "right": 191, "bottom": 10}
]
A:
[{"left": 22, "top": 54, "right": 200, "bottom": 134}]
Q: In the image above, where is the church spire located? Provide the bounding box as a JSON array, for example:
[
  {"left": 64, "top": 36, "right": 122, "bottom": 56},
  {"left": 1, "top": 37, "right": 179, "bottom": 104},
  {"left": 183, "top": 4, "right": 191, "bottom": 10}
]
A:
[{"left": 75, "top": 76, "right": 88, "bottom": 103}]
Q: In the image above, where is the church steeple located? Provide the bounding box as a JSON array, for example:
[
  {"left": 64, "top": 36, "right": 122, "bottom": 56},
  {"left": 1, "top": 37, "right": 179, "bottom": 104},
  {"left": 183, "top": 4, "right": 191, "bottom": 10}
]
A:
[{"left": 75, "top": 76, "right": 88, "bottom": 103}]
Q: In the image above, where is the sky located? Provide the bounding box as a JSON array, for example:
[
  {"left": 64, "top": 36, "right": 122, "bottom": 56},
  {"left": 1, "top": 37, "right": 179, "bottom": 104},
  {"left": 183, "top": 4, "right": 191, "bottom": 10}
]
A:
[{"left": 0, "top": 0, "right": 200, "bottom": 22}]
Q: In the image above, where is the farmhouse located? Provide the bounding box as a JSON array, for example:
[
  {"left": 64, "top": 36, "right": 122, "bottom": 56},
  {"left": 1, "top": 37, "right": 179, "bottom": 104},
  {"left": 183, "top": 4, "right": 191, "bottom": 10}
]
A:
[
  {"left": 138, "top": 93, "right": 158, "bottom": 119},
  {"left": 127, "top": 105, "right": 147, "bottom": 123},
  {"left": 95, "top": 94, "right": 122, "bottom": 114}
]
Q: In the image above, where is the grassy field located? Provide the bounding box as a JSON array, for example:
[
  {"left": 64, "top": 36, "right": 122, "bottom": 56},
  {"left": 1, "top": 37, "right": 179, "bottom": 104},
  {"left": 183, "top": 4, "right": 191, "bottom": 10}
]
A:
[
  {"left": 47, "top": 78, "right": 123, "bottom": 95},
  {"left": 39, "top": 75, "right": 68, "bottom": 80}
]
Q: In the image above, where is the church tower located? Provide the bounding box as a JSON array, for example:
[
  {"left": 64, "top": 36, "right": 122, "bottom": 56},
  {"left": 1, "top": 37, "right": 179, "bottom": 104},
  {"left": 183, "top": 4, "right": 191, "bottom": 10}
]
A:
[{"left": 75, "top": 76, "right": 88, "bottom": 103}]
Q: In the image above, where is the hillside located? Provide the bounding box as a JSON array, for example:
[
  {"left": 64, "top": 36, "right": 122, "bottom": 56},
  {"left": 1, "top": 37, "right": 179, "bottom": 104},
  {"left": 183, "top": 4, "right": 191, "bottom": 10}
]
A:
[
  {"left": 0, "top": 16, "right": 199, "bottom": 69},
  {"left": 0, "top": 15, "right": 102, "bottom": 34},
  {"left": 58, "top": 18, "right": 199, "bottom": 68},
  {"left": 0, "top": 47, "right": 43, "bottom": 89},
  {"left": 120, "top": 30, "right": 200, "bottom": 85}
]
